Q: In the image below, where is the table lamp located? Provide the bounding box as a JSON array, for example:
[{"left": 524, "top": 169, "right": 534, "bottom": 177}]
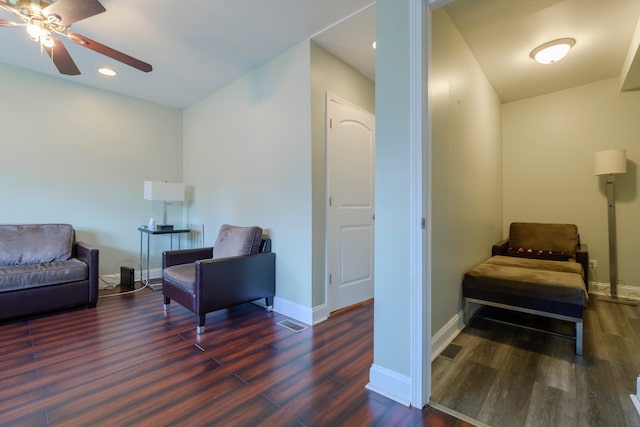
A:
[{"left": 144, "top": 181, "right": 185, "bottom": 231}]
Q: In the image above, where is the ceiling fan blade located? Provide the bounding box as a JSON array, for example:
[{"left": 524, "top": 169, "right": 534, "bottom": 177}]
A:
[
  {"left": 67, "top": 32, "right": 152, "bottom": 73},
  {"left": 0, "top": 1, "right": 20, "bottom": 16},
  {"left": 42, "top": 0, "right": 106, "bottom": 26},
  {"left": 0, "top": 18, "right": 18, "bottom": 27},
  {"left": 44, "top": 38, "right": 80, "bottom": 75}
]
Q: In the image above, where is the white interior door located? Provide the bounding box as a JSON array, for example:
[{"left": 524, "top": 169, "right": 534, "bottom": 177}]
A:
[{"left": 326, "top": 93, "right": 375, "bottom": 313}]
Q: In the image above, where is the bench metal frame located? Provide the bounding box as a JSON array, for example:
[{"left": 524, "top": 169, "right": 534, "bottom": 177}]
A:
[{"left": 464, "top": 297, "right": 583, "bottom": 355}]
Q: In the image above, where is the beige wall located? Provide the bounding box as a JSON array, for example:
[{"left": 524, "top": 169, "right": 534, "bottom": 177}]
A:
[
  {"left": 310, "top": 41, "right": 375, "bottom": 308},
  {"left": 430, "top": 9, "right": 503, "bottom": 333},
  {"left": 183, "top": 40, "right": 314, "bottom": 310},
  {"left": 0, "top": 64, "right": 183, "bottom": 276},
  {"left": 503, "top": 77, "right": 640, "bottom": 291}
]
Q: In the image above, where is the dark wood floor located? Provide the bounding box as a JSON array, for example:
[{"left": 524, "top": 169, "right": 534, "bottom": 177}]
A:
[
  {"left": 0, "top": 287, "right": 474, "bottom": 427},
  {"left": 431, "top": 296, "right": 640, "bottom": 427}
]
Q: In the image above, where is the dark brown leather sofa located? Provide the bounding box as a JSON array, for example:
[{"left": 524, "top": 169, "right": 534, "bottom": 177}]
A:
[{"left": 0, "top": 224, "right": 99, "bottom": 320}]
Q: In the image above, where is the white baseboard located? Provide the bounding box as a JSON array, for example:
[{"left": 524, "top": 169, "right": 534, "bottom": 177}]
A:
[
  {"left": 273, "top": 297, "right": 312, "bottom": 325},
  {"left": 431, "top": 310, "right": 465, "bottom": 361},
  {"left": 589, "top": 281, "right": 640, "bottom": 300},
  {"left": 272, "top": 297, "right": 329, "bottom": 326},
  {"left": 631, "top": 394, "right": 640, "bottom": 416},
  {"left": 366, "top": 364, "right": 412, "bottom": 407}
]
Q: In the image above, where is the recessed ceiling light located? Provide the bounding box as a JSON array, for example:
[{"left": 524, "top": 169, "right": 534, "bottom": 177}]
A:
[
  {"left": 372, "top": 41, "right": 376, "bottom": 50},
  {"left": 530, "top": 38, "right": 575, "bottom": 64},
  {"left": 98, "top": 67, "right": 117, "bottom": 77}
]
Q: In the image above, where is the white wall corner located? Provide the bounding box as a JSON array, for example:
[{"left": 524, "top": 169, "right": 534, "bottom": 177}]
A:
[
  {"left": 431, "top": 310, "right": 465, "bottom": 361},
  {"left": 312, "top": 304, "right": 329, "bottom": 325},
  {"left": 366, "top": 364, "right": 412, "bottom": 407}
]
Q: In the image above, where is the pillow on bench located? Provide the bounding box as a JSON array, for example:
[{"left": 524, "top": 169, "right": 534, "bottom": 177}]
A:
[{"left": 506, "top": 247, "right": 569, "bottom": 261}]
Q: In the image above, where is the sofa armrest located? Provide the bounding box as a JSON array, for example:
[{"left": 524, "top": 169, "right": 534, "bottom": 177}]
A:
[
  {"left": 492, "top": 239, "right": 509, "bottom": 256},
  {"left": 195, "top": 252, "right": 276, "bottom": 309},
  {"left": 576, "top": 243, "right": 589, "bottom": 288},
  {"left": 163, "top": 247, "right": 214, "bottom": 268},
  {"left": 75, "top": 242, "right": 99, "bottom": 307}
]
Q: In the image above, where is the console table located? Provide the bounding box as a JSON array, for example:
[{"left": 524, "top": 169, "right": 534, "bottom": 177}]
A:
[{"left": 138, "top": 226, "right": 191, "bottom": 290}]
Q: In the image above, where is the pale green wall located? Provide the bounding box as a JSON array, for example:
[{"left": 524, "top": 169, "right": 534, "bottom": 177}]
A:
[
  {"left": 183, "top": 40, "right": 313, "bottom": 307},
  {"left": 0, "top": 64, "right": 183, "bottom": 277},
  {"left": 310, "top": 41, "right": 375, "bottom": 308},
  {"left": 430, "top": 9, "right": 503, "bottom": 333},
  {"left": 374, "top": 0, "right": 412, "bottom": 376},
  {"left": 503, "top": 77, "right": 640, "bottom": 290}
]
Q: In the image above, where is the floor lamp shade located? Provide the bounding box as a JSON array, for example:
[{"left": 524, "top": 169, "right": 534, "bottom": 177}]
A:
[{"left": 594, "top": 149, "right": 627, "bottom": 176}]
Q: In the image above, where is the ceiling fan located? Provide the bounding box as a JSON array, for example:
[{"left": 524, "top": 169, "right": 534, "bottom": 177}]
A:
[{"left": 0, "top": 0, "right": 152, "bottom": 75}]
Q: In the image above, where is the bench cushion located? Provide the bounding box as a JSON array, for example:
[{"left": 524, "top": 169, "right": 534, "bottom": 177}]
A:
[
  {"left": 463, "top": 257, "right": 587, "bottom": 306},
  {"left": 0, "top": 259, "right": 88, "bottom": 292},
  {"left": 485, "top": 255, "right": 584, "bottom": 276}
]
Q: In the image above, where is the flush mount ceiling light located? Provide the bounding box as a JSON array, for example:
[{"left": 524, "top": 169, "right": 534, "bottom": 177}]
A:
[
  {"left": 530, "top": 38, "right": 576, "bottom": 64},
  {"left": 372, "top": 41, "right": 376, "bottom": 49},
  {"left": 98, "top": 67, "right": 116, "bottom": 76}
]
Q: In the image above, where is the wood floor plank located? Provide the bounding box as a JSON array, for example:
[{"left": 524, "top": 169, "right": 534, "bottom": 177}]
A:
[
  {"left": 0, "top": 289, "right": 469, "bottom": 426},
  {"left": 433, "top": 296, "right": 640, "bottom": 427}
]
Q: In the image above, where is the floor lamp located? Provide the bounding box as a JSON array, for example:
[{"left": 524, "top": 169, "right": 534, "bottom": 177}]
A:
[{"left": 594, "top": 149, "right": 634, "bottom": 304}]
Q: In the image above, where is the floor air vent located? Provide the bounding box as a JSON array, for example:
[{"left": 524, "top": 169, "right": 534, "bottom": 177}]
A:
[
  {"left": 277, "top": 319, "right": 308, "bottom": 333},
  {"left": 440, "top": 343, "right": 462, "bottom": 360}
]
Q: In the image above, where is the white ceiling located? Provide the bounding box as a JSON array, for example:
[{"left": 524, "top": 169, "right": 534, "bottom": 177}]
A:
[
  {"left": 0, "top": 0, "right": 638, "bottom": 108},
  {"left": 0, "top": 0, "right": 374, "bottom": 109},
  {"left": 443, "top": 0, "right": 640, "bottom": 103}
]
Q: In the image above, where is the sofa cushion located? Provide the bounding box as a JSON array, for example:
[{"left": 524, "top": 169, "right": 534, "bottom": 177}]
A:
[
  {"left": 0, "top": 224, "right": 74, "bottom": 266},
  {"left": 509, "top": 222, "right": 579, "bottom": 259},
  {"left": 212, "top": 225, "right": 263, "bottom": 259},
  {"left": 463, "top": 260, "right": 587, "bottom": 306},
  {"left": 487, "top": 255, "right": 583, "bottom": 277},
  {"left": 163, "top": 263, "right": 196, "bottom": 292},
  {"left": 0, "top": 258, "right": 88, "bottom": 292}
]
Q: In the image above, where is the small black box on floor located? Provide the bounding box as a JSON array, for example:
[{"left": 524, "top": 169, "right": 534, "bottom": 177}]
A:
[{"left": 120, "top": 266, "right": 135, "bottom": 290}]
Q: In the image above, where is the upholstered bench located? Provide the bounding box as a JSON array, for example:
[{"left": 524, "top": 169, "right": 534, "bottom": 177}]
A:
[{"left": 462, "top": 223, "right": 589, "bottom": 355}]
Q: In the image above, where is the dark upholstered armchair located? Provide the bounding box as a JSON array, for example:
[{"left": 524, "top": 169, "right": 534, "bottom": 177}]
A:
[{"left": 162, "top": 224, "right": 275, "bottom": 334}]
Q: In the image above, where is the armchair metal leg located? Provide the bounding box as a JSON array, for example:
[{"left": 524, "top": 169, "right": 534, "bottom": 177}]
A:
[
  {"left": 196, "top": 314, "right": 206, "bottom": 335},
  {"left": 265, "top": 296, "right": 274, "bottom": 312},
  {"left": 163, "top": 296, "right": 170, "bottom": 311}
]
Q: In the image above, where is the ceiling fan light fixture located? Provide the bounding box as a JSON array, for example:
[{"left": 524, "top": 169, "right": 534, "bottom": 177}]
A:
[
  {"left": 26, "top": 19, "right": 46, "bottom": 40},
  {"left": 98, "top": 67, "right": 117, "bottom": 77},
  {"left": 41, "top": 34, "right": 54, "bottom": 48},
  {"left": 530, "top": 38, "right": 575, "bottom": 64}
]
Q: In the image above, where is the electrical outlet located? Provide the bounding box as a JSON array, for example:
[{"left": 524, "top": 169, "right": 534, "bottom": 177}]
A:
[{"left": 589, "top": 259, "right": 597, "bottom": 269}]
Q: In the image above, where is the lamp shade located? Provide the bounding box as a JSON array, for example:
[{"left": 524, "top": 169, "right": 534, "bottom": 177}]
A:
[
  {"left": 594, "top": 149, "right": 627, "bottom": 176},
  {"left": 144, "top": 181, "right": 185, "bottom": 202}
]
